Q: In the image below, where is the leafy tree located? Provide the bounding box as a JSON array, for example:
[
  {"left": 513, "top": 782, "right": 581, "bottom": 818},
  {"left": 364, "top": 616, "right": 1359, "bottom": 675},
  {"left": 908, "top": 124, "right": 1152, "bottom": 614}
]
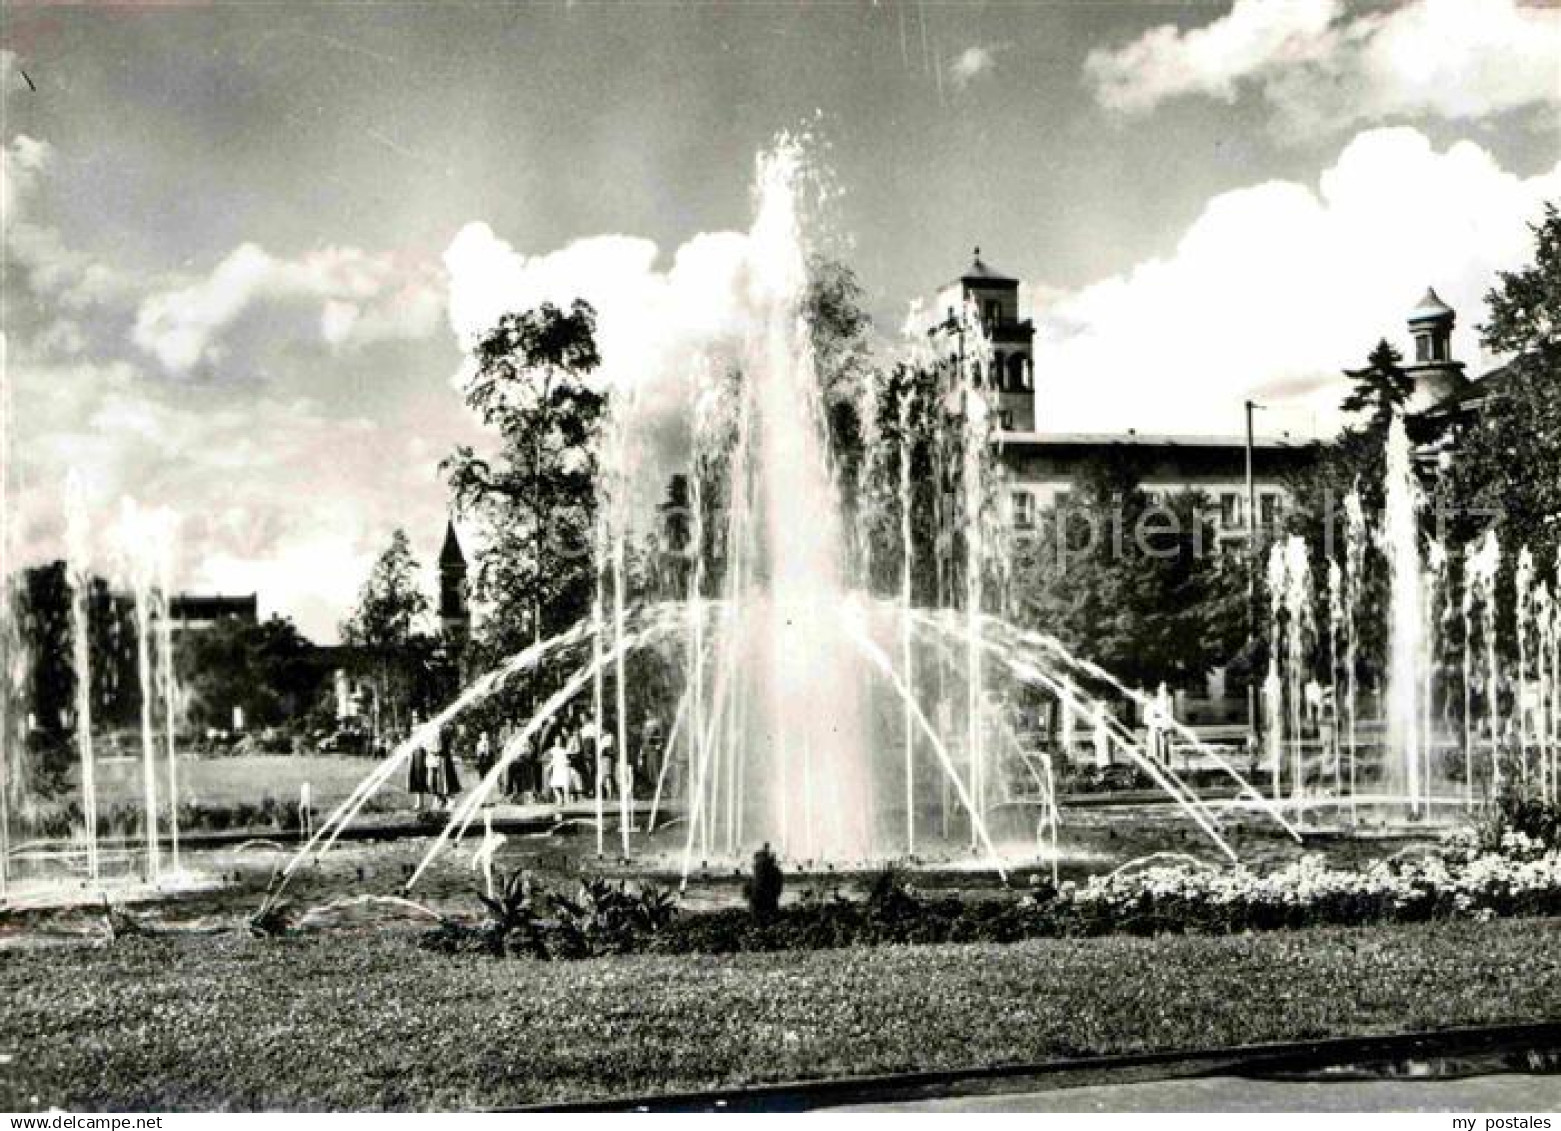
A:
[
  {"left": 341, "top": 529, "right": 431, "bottom": 738},
  {"left": 861, "top": 360, "right": 945, "bottom": 601},
  {"left": 178, "top": 615, "right": 325, "bottom": 734},
  {"left": 443, "top": 301, "right": 605, "bottom": 667},
  {"left": 1341, "top": 339, "right": 1414, "bottom": 428},
  {"left": 1446, "top": 202, "right": 1561, "bottom": 580},
  {"left": 806, "top": 256, "right": 880, "bottom": 571},
  {"left": 1013, "top": 454, "right": 1247, "bottom": 690}
]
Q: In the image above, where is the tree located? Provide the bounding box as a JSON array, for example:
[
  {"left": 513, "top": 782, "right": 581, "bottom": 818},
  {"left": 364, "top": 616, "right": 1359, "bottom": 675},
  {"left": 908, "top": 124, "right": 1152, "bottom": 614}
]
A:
[
  {"left": 341, "top": 529, "right": 431, "bottom": 739},
  {"left": 1341, "top": 339, "right": 1414, "bottom": 429},
  {"left": 442, "top": 301, "right": 605, "bottom": 667},
  {"left": 806, "top": 256, "right": 879, "bottom": 568},
  {"left": 1013, "top": 454, "right": 1247, "bottom": 691},
  {"left": 178, "top": 615, "right": 325, "bottom": 735},
  {"left": 1444, "top": 200, "right": 1561, "bottom": 628}
]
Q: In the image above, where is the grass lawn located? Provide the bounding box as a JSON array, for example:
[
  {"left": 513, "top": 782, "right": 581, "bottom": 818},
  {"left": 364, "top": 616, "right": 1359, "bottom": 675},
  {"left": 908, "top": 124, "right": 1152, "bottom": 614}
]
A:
[
  {"left": 3, "top": 917, "right": 1559, "bottom": 1110},
  {"left": 70, "top": 754, "right": 402, "bottom": 813}
]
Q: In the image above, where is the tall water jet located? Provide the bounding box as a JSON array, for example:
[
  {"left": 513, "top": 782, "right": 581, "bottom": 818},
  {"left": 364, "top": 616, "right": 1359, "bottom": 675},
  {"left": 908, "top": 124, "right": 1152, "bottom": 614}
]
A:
[
  {"left": 1542, "top": 574, "right": 1560, "bottom": 802},
  {"left": 1265, "top": 543, "right": 1288, "bottom": 800},
  {"left": 1282, "top": 536, "right": 1314, "bottom": 806},
  {"left": 1536, "top": 581, "right": 1553, "bottom": 802},
  {"left": 1543, "top": 565, "right": 1560, "bottom": 801},
  {"left": 1465, "top": 531, "right": 1502, "bottom": 802},
  {"left": 63, "top": 473, "right": 100, "bottom": 882},
  {"left": 1516, "top": 547, "right": 1535, "bottom": 783},
  {"left": 1424, "top": 539, "right": 1448, "bottom": 809},
  {"left": 1382, "top": 415, "right": 1424, "bottom": 815},
  {"left": 958, "top": 299, "right": 994, "bottom": 843},
  {"left": 747, "top": 138, "right": 870, "bottom": 856},
  {"left": 117, "top": 500, "right": 162, "bottom": 879},
  {"left": 591, "top": 508, "right": 606, "bottom": 856},
  {"left": 156, "top": 519, "right": 182, "bottom": 872},
  {"left": 897, "top": 377, "right": 916, "bottom": 853},
  {"left": 1327, "top": 560, "right": 1345, "bottom": 799},
  {"left": 612, "top": 483, "right": 630, "bottom": 853},
  {"left": 1344, "top": 489, "right": 1367, "bottom": 812}
]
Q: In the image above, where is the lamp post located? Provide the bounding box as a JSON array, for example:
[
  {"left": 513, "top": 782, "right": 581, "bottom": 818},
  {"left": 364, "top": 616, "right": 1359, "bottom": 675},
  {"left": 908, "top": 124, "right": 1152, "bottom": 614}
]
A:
[{"left": 1246, "top": 400, "right": 1266, "bottom": 745}]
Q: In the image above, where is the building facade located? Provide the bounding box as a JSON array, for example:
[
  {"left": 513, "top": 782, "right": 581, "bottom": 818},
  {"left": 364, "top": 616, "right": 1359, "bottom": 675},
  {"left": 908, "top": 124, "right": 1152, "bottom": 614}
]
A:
[{"left": 928, "top": 253, "right": 1485, "bottom": 548}]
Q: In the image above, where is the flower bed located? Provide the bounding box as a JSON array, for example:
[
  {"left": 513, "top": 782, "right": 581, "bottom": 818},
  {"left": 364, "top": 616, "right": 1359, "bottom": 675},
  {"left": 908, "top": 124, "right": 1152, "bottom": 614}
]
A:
[
  {"left": 408, "top": 829, "right": 1561, "bottom": 960},
  {"left": 1039, "top": 831, "right": 1561, "bottom": 938}
]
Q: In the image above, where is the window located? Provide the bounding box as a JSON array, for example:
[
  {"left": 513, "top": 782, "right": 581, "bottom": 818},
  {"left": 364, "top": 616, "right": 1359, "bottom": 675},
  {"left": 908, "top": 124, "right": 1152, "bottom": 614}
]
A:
[
  {"left": 1260, "top": 493, "right": 1283, "bottom": 530},
  {"left": 1219, "top": 492, "right": 1245, "bottom": 529},
  {"left": 985, "top": 299, "right": 1001, "bottom": 326},
  {"left": 1011, "top": 490, "right": 1036, "bottom": 530}
]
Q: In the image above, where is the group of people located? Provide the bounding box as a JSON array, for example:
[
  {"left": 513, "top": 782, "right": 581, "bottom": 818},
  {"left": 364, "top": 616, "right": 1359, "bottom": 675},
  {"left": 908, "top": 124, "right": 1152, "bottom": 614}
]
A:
[
  {"left": 404, "top": 709, "right": 666, "bottom": 813},
  {"left": 405, "top": 722, "right": 465, "bottom": 811}
]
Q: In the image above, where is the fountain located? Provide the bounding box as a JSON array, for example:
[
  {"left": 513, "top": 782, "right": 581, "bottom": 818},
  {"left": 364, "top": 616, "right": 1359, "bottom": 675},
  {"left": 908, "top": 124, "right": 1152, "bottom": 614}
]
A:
[
  {"left": 10, "top": 134, "right": 1559, "bottom": 922},
  {"left": 0, "top": 473, "right": 196, "bottom": 904},
  {"left": 253, "top": 136, "right": 1297, "bottom": 904}
]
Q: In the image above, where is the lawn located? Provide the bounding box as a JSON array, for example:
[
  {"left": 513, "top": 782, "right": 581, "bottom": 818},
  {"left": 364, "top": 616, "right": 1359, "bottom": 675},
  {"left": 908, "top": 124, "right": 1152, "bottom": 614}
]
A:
[
  {"left": 3, "top": 917, "right": 1559, "bottom": 1110},
  {"left": 81, "top": 754, "right": 400, "bottom": 812}
]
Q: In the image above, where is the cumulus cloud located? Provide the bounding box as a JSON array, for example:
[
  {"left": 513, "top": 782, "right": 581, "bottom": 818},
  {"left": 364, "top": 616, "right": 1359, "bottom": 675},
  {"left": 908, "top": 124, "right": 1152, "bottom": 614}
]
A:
[
  {"left": 1086, "top": 0, "right": 1561, "bottom": 135},
  {"left": 443, "top": 221, "right": 753, "bottom": 476},
  {"left": 133, "top": 242, "right": 445, "bottom": 375},
  {"left": 1029, "top": 127, "right": 1561, "bottom": 436},
  {"left": 10, "top": 352, "right": 458, "bottom": 640},
  {"left": 6, "top": 130, "right": 466, "bottom": 641},
  {"left": 948, "top": 45, "right": 998, "bottom": 90}
]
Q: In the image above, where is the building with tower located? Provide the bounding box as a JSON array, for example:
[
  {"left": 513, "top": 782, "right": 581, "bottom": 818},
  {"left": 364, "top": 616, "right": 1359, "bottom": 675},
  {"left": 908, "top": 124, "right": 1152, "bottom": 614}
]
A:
[
  {"left": 926, "top": 249, "right": 1037, "bottom": 431},
  {"left": 1401, "top": 287, "right": 1470, "bottom": 413},
  {"left": 925, "top": 251, "right": 1497, "bottom": 547}
]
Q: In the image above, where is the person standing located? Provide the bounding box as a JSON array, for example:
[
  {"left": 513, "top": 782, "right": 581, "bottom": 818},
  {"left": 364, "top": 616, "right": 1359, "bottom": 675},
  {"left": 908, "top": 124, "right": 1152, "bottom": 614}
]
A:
[
  {"left": 597, "top": 729, "right": 617, "bottom": 801},
  {"left": 474, "top": 729, "right": 495, "bottom": 803},
  {"left": 547, "top": 732, "right": 574, "bottom": 808},
  {"left": 437, "top": 726, "right": 462, "bottom": 809},
  {"left": 407, "top": 739, "right": 430, "bottom": 812}
]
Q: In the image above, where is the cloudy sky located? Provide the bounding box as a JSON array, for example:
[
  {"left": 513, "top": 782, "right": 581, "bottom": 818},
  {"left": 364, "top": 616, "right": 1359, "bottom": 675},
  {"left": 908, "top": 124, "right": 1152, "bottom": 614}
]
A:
[{"left": 3, "top": 0, "right": 1557, "bottom": 641}]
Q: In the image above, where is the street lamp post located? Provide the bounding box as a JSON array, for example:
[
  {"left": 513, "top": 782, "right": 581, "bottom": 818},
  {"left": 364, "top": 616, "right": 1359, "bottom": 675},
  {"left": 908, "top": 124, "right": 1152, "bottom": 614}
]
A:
[{"left": 1246, "top": 400, "right": 1266, "bottom": 745}]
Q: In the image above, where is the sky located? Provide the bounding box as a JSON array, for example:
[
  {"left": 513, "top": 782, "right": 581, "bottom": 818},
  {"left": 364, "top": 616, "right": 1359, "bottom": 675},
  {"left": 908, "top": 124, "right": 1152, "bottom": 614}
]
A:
[{"left": 2, "top": 0, "right": 1558, "bottom": 642}]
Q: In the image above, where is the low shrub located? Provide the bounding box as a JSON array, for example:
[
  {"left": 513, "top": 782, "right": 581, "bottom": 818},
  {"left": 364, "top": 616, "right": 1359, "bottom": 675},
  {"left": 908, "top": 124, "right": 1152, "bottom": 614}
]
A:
[
  {"left": 422, "top": 870, "right": 680, "bottom": 960},
  {"left": 743, "top": 843, "right": 784, "bottom": 923},
  {"left": 1487, "top": 792, "right": 1561, "bottom": 851}
]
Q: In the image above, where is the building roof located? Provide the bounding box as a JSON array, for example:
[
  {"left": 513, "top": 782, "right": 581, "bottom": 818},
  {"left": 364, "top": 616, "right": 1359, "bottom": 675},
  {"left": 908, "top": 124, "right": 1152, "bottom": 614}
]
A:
[
  {"left": 949, "top": 246, "right": 1018, "bottom": 288},
  {"left": 1408, "top": 287, "right": 1455, "bottom": 323},
  {"left": 168, "top": 594, "right": 258, "bottom": 621},
  {"left": 1418, "top": 362, "right": 1513, "bottom": 420},
  {"left": 1000, "top": 431, "right": 1313, "bottom": 452},
  {"left": 439, "top": 520, "right": 466, "bottom": 568}
]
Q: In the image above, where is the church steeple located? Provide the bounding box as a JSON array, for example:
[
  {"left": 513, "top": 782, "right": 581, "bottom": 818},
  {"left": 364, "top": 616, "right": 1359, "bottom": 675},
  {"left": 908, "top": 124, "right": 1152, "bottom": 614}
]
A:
[{"left": 438, "top": 519, "right": 469, "bottom": 633}]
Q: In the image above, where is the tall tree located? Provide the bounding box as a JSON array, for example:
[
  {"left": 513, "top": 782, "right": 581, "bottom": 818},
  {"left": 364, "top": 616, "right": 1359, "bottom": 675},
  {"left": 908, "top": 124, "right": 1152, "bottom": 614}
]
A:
[
  {"left": 1341, "top": 339, "right": 1414, "bottom": 429},
  {"left": 443, "top": 300, "right": 605, "bottom": 667},
  {"left": 341, "top": 529, "right": 430, "bottom": 739},
  {"left": 1445, "top": 201, "right": 1561, "bottom": 620}
]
